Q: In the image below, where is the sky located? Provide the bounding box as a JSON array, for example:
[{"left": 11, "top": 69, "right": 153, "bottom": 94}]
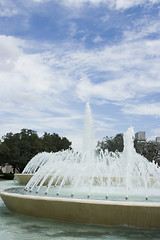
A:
[{"left": 0, "top": 0, "right": 160, "bottom": 150}]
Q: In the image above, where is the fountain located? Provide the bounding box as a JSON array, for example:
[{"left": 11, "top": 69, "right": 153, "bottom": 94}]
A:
[{"left": 1, "top": 103, "right": 160, "bottom": 228}]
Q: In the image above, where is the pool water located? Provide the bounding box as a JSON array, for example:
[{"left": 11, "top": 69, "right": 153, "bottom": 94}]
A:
[
  {"left": 5, "top": 185, "right": 160, "bottom": 202},
  {"left": 0, "top": 181, "right": 160, "bottom": 240}
]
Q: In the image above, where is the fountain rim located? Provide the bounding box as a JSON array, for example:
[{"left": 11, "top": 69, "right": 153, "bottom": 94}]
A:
[
  {"left": 1, "top": 187, "right": 160, "bottom": 207},
  {"left": 1, "top": 186, "right": 160, "bottom": 228}
]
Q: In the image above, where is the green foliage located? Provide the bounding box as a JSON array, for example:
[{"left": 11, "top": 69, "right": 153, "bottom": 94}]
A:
[
  {"left": 0, "top": 173, "right": 14, "bottom": 180},
  {"left": 134, "top": 140, "right": 158, "bottom": 162},
  {"left": 97, "top": 133, "right": 124, "bottom": 152},
  {"left": 40, "top": 133, "right": 71, "bottom": 152},
  {"left": 0, "top": 129, "right": 72, "bottom": 173},
  {"left": 98, "top": 133, "right": 160, "bottom": 165}
]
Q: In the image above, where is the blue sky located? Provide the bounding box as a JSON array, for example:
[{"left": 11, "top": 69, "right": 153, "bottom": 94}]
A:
[{"left": 0, "top": 0, "right": 160, "bottom": 150}]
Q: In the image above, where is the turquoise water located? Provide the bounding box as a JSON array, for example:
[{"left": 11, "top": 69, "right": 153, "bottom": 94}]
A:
[{"left": 0, "top": 181, "right": 160, "bottom": 240}]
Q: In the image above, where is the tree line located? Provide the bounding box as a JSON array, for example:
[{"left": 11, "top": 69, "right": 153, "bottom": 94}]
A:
[
  {"left": 0, "top": 129, "right": 159, "bottom": 174},
  {"left": 0, "top": 129, "right": 72, "bottom": 173}
]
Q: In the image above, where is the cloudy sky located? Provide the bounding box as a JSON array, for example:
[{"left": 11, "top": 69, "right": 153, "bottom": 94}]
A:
[{"left": 0, "top": 0, "right": 160, "bottom": 150}]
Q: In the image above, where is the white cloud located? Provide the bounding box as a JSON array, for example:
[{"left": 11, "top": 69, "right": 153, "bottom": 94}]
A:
[
  {"left": 70, "top": 39, "right": 160, "bottom": 102},
  {"left": 122, "top": 103, "right": 160, "bottom": 117},
  {"left": 148, "top": 128, "right": 160, "bottom": 141},
  {"left": 1, "top": 23, "right": 160, "bottom": 141},
  {"left": 1, "top": 34, "right": 160, "bottom": 107},
  {"left": 0, "top": 35, "right": 23, "bottom": 71},
  {"left": 0, "top": 36, "right": 73, "bottom": 97},
  {"left": 0, "top": 0, "right": 160, "bottom": 148},
  {"left": 31, "top": 0, "right": 49, "bottom": 2},
  {"left": 93, "top": 36, "right": 104, "bottom": 43},
  {"left": 0, "top": 36, "right": 76, "bottom": 130},
  {"left": 115, "top": 0, "right": 145, "bottom": 10},
  {"left": 0, "top": 0, "right": 18, "bottom": 17},
  {"left": 59, "top": 0, "right": 160, "bottom": 9},
  {"left": 75, "top": 77, "right": 136, "bottom": 102},
  {"left": 151, "top": 128, "right": 160, "bottom": 136},
  {"left": 123, "top": 18, "right": 160, "bottom": 41}
]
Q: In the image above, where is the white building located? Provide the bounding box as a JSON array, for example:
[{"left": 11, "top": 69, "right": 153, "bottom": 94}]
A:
[
  {"left": 135, "top": 131, "right": 146, "bottom": 141},
  {"left": 156, "top": 137, "right": 160, "bottom": 143},
  {"left": 0, "top": 163, "right": 14, "bottom": 173}
]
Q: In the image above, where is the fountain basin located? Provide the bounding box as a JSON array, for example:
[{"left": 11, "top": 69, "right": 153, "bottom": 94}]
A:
[{"left": 1, "top": 188, "right": 160, "bottom": 228}]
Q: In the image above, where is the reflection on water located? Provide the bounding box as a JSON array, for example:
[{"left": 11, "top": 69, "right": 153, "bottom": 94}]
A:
[{"left": 0, "top": 181, "right": 160, "bottom": 240}]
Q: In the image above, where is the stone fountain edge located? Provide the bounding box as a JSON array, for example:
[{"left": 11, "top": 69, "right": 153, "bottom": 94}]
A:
[{"left": 1, "top": 187, "right": 160, "bottom": 228}]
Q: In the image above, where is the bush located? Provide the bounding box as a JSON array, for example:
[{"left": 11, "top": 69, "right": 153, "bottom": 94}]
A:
[{"left": 0, "top": 173, "right": 14, "bottom": 180}]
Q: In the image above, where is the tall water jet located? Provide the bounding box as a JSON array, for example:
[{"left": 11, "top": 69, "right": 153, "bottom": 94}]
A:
[
  {"left": 121, "top": 127, "right": 160, "bottom": 200},
  {"left": 123, "top": 127, "right": 135, "bottom": 199},
  {"left": 83, "top": 102, "right": 95, "bottom": 153}
]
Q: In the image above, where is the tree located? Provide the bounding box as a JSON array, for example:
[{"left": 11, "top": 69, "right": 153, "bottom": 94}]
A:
[
  {"left": 97, "top": 132, "right": 160, "bottom": 165},
  {"left": 0, "top": 129, "right": 72, "bottom": 173},
  {"left": 41, "top": 133, "right": 72, "bottom": 152},
  {"left": 0, "top": 129, "right": 41, "bottom": 173},
  {"left": 0, "top": 141, "right": 10, "bottom": 166},
  {"left": 134, "top": 140, "right": 158, "bottom": 162},
  {"left": 97, "top": 133, "right": 124, "bottom": 152}
]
